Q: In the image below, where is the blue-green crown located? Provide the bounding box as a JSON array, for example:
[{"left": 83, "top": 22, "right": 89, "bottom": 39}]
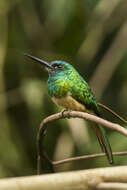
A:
[
  {"left": 51, "top": 60, "right": 68, "bottom": 65},
  {"left": 50, "top": 60, "right": 76, "bottom": 72}
]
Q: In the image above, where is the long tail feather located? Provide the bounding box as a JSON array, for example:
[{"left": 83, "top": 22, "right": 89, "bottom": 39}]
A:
[
  {"left": 98, "top": 103, "right": 127, "bottom": 125},
  {"left": 94, "top": 124, "right": 113, "bottom": 164}
]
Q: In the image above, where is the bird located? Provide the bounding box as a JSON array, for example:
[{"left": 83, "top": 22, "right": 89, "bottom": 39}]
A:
[{"left": 24, "top": 53, "right": 113, "bottom": 164}]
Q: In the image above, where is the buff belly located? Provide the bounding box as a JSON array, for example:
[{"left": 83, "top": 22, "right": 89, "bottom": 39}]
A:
[{"left": 52, "top": 95, "right": 86, "bottom": 112}]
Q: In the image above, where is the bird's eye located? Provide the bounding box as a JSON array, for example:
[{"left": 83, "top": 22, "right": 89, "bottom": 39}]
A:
[
  {"left": 58, "top": 65, "right": 63, "bottom": 69},
  {"left": 54, "top": 64, "right": 63, "bottom": 69}
]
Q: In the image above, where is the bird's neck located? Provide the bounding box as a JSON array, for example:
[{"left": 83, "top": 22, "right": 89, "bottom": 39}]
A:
[{"left": 48, "top": 71, "right": 65, "bottom": 82}]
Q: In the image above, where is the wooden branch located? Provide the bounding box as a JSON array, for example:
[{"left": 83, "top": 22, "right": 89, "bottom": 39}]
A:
[
  {"left": 37, "top": 110, "right": 127, "bottom": 174},
  {"left": 1, "top": 166, "right": 127, "bottom": 190},
  {"left": 97, "top": 182, "right": 127, "bottom": 190},
  {"left": 53, "top": 151, "right": 127, "bottom": 166}
]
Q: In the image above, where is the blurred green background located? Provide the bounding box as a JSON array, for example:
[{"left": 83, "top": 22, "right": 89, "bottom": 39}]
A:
[{"left": 0, "top": 0, "right": 127, "bottom": 177}]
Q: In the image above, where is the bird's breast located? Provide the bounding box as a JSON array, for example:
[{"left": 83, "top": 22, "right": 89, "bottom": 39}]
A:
[{"left": 52, "top": 94, "right": 86, "bottom": 111}]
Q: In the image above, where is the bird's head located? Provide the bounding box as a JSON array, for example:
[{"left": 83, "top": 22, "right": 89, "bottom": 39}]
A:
[{"left": 24, "top": 54, "right": 74, "bottom": 75}]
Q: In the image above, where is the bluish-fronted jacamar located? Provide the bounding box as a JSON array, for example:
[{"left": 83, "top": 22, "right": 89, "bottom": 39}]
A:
[{"left": 25, "top": 53, "right": 113, "bottom": 164}]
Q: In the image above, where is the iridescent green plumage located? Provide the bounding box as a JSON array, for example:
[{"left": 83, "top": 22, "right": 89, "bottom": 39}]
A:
[
  {"left": 48, "top": 61, "right": 99, "bottom": 115},
  {"left": 25, "top": 54, "right": 113, "bottom": 164}
]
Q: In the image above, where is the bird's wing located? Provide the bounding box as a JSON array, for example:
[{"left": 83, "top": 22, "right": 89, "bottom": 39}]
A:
[
  {"left": 70, "top": 78, "right": 100, "bottom": 115},
  {"left": 70, "top": 78, "right": 113, "bottom": 164}
]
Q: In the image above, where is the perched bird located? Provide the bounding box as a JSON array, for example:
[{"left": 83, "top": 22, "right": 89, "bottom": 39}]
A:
[{"left": 25, "top": 53, "right": 113, "bottom": 164}]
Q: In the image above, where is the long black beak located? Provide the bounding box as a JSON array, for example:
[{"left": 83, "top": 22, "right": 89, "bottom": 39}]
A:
[{"left": 24, "top": 53, "right": 53, "bottom": 70}]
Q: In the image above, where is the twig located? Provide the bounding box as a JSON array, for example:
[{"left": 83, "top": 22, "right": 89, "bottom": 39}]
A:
[
  {"left": 53, "top": 151, "right": 127, "bottom": 166},
  {"left": 37, "top": 121, "right": 55, "bottom": 174},
  {"left": 37, "top": 110, "right": 127, "bottom": 174}
]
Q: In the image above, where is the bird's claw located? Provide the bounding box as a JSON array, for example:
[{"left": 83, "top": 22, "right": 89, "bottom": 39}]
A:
[{"left": 61, "top": 109, "right": 71, "bottom": 118}]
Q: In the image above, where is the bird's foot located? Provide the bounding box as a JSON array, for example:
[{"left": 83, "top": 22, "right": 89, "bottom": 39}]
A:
[
  {"left": 61, "top": 109, "right": 71, "bottom": 119},
  {"left": 61, "top": 109, "right": 68, "bottom": 118}
]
